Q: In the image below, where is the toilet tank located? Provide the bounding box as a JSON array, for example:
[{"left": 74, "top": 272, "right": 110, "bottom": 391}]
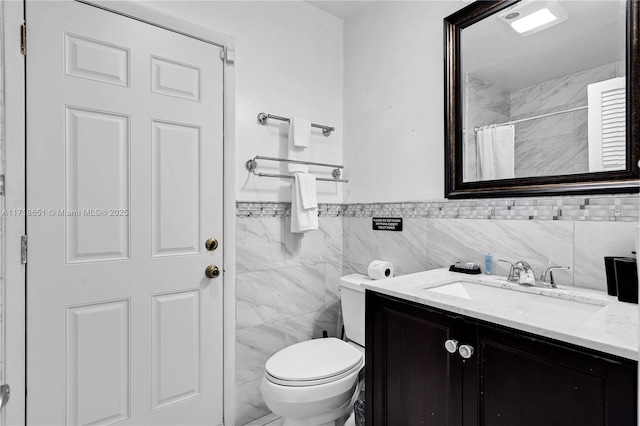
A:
[{"left": 340, "top": 274, "right": 372, "bottom": 347}]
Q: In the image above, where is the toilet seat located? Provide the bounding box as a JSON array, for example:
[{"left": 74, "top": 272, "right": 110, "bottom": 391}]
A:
[{"left": 265, "top": 338, "right": 364, "bottom": 387}]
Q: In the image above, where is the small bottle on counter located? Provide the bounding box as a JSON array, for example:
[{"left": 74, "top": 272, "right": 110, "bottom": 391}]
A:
[{"left": 484, "top": 253, "right": 493, "bottom": 275}]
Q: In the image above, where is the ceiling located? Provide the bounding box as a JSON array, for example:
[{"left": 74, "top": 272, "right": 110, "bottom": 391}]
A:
[
  {"left": 306, "top": 0, "right": 368, "bottom": 19},
  {"left": 463, "top": 1, "right": 627, "bottom": 90},
  {"left": 305, "top": 1, "right": 626, "bottom": 91}
]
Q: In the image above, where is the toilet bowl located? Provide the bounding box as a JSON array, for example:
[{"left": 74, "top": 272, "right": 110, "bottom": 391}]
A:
[
  {"left": 261, "top": 338, "right": 364, "bottom": 426},
  {"left": 261, "top": 274, "right": 369, "bottom": 426}
]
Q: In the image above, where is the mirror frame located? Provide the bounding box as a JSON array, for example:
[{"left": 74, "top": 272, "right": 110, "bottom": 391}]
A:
[{"left": 444, "top": 0, "right": 639, "bottom": 199}]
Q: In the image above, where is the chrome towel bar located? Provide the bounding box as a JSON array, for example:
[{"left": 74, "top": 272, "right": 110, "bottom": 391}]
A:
[
  {"left": 245, "top": 156, "right": 348, "bottom": 183},
  {"left": 257, "top": 112, "right": 335, "bottom": 137}
]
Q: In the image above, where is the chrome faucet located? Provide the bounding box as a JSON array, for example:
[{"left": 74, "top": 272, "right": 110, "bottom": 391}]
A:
[
  {"left": 497, "top": 260, "right": 570, "bottom": 288},
  {"left": 497, "top": 260, "right": 536, "bottom": 286},
  {"left": 538, "top": 266, "right": 571, "bottom": 288}
]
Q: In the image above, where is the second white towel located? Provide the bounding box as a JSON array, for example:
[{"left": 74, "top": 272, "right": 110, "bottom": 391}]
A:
[{"left": 291, "top": 172, "right": 318, "bottom": 233}]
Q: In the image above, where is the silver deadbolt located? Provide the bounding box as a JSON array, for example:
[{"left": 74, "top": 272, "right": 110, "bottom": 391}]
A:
[{"left": 205, "top": 265, "right": 220, "bottom": 279}]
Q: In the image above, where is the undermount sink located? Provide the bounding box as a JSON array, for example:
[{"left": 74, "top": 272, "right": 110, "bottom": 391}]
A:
[{"left": 425, "top": 281, "right": 605, "bottom": 322}]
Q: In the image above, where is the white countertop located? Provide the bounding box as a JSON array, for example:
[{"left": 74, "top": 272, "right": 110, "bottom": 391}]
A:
[{"left": 362, "top": 268, "right": 639, "bottom": 361}]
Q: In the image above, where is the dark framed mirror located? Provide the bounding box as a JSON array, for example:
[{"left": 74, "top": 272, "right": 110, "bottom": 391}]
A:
[{"left": 444, "top": 0, "right": 639, "bottom": 198}]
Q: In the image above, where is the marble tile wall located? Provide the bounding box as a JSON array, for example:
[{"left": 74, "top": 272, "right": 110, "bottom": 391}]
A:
[
  {"left": 341, "top": 194, "right": 638, "bottom": 289},
  {"left": 511, "top": 62, "right": 625, "bottom": 177},
  {"left": 237, "top": 194, "right": 638, "bottom": 424},
  {"left": 235, "top": 206, "right": 342, "bottom": 425},
  {"left": 341, "top": 196, "right": 640, "bottom": 222},
  {"left": 464, "top": 74, "right": 510, "bottom": 182}
]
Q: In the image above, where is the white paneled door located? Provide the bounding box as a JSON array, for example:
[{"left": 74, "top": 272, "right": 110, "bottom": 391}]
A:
[{"left": 26, "top": 1, "right": 224, "bottom": 424}]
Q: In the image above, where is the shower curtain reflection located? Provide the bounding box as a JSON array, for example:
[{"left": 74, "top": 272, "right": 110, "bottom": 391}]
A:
[{"left": 476, "top": 124, "right": 515, "bottom": 181}]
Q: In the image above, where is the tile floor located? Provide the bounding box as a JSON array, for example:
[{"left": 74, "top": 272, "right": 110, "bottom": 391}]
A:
[
  {"left": 244, "top": 413, "right": 283, "bottom": 426},
  {"left": 244, "top": 390, "right": 364, "bottom": 426}
]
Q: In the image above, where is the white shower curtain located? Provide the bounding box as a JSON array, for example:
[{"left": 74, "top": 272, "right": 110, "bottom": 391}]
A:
[{"left": 476, "top": 124, "right": 515, "bottom": 180}]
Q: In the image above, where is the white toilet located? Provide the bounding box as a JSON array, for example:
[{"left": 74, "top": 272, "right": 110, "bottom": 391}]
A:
[{"left": 260, "top": 274, "right": 370, "bottom": 426}]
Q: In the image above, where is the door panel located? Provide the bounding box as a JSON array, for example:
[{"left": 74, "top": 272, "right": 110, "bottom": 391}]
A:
[
  {"left": 151, "top": 290, "right": 201, "bottom": 410},
  {"left": 151, "top": 56, "right": 201, "bottom": 101},
  {"left": 480, "top": 338, "right": 604, "bottom": 426},
  {"left": 151, "top": 120, "right": 201, "bottom": 257},
  {"left": 65, "top": 300, "right": 130, "bottom": 426},
  {"left": 64, "top": 33, "right": 130, "bottom": 87},
  {"left": 476, "top": 325, "right": 637, "bottom": 426},
  {"left": 26, "top": 1, "right": 224, "bottom": 424},
  {"left": 366, "top": 292, "right": 465, "bottom": 426},
  {"left": 65, "top": 106, "right": 130, "bottom": 263}
]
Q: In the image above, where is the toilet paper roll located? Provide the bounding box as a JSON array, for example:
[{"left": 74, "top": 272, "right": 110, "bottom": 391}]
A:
[{"left": 367, "top": 260, "right": 395, "bottom": 280}]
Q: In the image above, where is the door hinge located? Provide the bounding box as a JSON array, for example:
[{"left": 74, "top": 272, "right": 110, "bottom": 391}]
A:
[
  {"left": 221, "top": 45, "right": 235, "bottom": 65},
  {"left": 21, "top": 235, "right": 27, "bottom": 265},
  {"left": 20, "top": 24, "right": 26, "bottom": 55},
  {"left": 0, "top": 175, "right": 4, "bottom": 196}
]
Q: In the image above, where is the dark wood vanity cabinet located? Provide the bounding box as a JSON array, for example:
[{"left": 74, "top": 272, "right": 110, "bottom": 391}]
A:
[
  {"left": 365, "top": 291, "right": 637, "bottom": 426},
  {"left": 365, "top": 290, "right": 477, "bottom": 425}
]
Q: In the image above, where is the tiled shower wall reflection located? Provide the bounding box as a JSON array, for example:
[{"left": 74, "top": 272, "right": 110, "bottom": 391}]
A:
[
  {"left": 511, "top": 61, "right": 624, "bottom": 177},
  {"left": 235, "top": 204, "right": 343, "bottom": 425},
  {"left": 236, "top": 194, "right": 638, "bottom": 424},
  {"left": 464, "top": 73, "right": 509, "bottom": 181},
  {"left": 465, "top": 61, "right": 624, "bottom": 180}
]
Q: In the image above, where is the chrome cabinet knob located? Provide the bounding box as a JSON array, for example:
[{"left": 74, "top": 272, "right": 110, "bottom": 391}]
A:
[
  {"left": 205, "top": 265, "right": 220, "bottom": 279},
  {"left": 444, "top": 339, "right": 459, "bottom": 354},
  {"left": 458, "top": 344, "right": 474, "bottom": 359}
]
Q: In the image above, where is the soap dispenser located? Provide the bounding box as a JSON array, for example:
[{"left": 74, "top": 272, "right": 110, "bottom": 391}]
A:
[{"left": 484, "top": 253, "right": 493, "bottom": 275}]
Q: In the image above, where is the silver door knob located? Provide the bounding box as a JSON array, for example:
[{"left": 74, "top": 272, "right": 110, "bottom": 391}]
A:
[
  {"left": 444, "top": 339, "right": 459, "bottom": 354},
  {"left": 458, "top": 344, "right": 474, "bottom": 359}
]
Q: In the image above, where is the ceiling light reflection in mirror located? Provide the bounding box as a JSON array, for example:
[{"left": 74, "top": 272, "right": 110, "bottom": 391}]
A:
[{"left": 499, "top": 1, "right": 568, "bottom": 36}]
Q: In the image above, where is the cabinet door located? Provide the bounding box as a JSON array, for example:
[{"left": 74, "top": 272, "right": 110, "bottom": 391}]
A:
[
  {"left": 366, "top": 292, "right": 472, "bottom": 426},
  {"left": 476, "top": 325, "right": 637, "bottom": 426}
]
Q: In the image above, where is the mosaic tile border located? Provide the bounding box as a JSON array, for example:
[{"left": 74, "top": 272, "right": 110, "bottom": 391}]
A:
[
  {"left": 236, "top": 202, "right": 342, "bottom": 218},
  {"left": 237, "top": 194, "right": 639, "bottom": 221}
]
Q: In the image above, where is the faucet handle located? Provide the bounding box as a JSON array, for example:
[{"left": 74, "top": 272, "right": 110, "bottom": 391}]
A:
[
  {"left": 539, "top": 266, "right": 570, "bottom": 288},
  {"left": 513, "top": 261, "right": 536, "bottom": 286},
  {"left": 497, "top": 260, "right": 537, "bottom": 285},
  {"left": 497, "top": 259, "right": 518, "bottom": 282}
]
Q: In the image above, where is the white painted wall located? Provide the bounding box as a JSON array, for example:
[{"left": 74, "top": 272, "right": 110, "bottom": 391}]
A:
[
  {"left": 147, "top": 1, "right": 344, "bottom": 203},
  {"left": 343, "top": 1, "right": 463, "bottom": 203}
]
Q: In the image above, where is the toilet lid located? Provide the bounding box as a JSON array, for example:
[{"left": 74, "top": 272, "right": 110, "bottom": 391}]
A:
[{"left": 265, "top": 338, "right": 363, "bottom": 384}]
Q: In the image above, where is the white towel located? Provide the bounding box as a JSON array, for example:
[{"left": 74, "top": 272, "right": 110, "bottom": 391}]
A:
[
  {"left": 291, "top": 173, "right": 318, "bottom": 233},
  {"left": 297, "top": 172, "right": 317, "bottom": 209},
  {"left": 290, "top": 116, "right": 311, "bottom": 148},
  {"left": 288, "top": 116, "right": 311, "bottom": 173}
]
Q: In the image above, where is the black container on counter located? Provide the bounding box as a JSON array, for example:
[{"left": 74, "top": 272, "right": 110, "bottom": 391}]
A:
[
  {"left": 603, "top": 256, "right": 621, "bottom": 296},
  {"left": 613, "top": 257, "right": 638, "bottom": 304}
]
